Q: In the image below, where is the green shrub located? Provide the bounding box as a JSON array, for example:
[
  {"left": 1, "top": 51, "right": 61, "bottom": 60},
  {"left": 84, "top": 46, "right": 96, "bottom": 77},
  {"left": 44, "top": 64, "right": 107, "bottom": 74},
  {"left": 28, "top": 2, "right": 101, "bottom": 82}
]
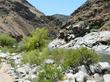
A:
[
  {"left": 37, "top": 64, "right": 64, "bottom": 82},
  {"left": 0, "top": 33, "right": 16, "bottom": 47},
  {"left": 89, "top": 20, "right": 104, "bottom": 30},
  {"left": 48, "top": 48, "right": 99, "bottom": 69},
  {"left": 0, "top": 46, "right": 17, "bottom": 53},
  {"left": 64, "top": 48, "right": 99, "bottom": 68},
  {"left": 22, "top": 50, "right": 41, "bottom": 65},
  {"left": 22, "top": 28, "right": 49, "bottom": 51},
  {"left": 22, "top": 48, "right": 49, "bottom": 65}
]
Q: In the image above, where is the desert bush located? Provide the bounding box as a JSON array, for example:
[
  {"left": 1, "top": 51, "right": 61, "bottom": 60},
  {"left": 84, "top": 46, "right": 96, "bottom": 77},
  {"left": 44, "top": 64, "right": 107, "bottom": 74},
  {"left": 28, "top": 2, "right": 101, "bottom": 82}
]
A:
[
  {"left": 22, "top": 48, "right": 49, "bottom": 65},
  {"left": 22, "top": 50, "right": 41, "bottom": 65},
  {"left": 22, "top": 28, "right": 49, "bottom": 51},
  {"left": 0, "top": 33, "right": 16, "bottom": 47},
  {"left": 37, "top": 64, "right": 64, "bottom": 82},
  {"left": 64, "top": 48, "right": 99, "bottom": 68},
  {"left": 48, "top": 48, "right": 99, "bottom": 69}
]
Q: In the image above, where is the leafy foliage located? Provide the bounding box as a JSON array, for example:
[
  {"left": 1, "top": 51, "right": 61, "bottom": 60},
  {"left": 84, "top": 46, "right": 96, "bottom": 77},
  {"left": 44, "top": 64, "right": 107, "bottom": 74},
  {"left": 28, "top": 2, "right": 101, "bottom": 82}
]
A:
[
  {"left": 22, "top": 48, "right": 49, "bottom": 65},
  {"left": 22, "top": 28, "right": 48, "bottom": 51},
  {"left": 37, "top": 64, "right": 63, "bottom": 82},
  {"left": 0, "top": 33, "right": 16, "bottom": 47},
  {"left": 64, "top": 48, "right": 99, "bottom": 68},
  {"left": 48, "top": 48, "right": 99, "bottom": 69}
]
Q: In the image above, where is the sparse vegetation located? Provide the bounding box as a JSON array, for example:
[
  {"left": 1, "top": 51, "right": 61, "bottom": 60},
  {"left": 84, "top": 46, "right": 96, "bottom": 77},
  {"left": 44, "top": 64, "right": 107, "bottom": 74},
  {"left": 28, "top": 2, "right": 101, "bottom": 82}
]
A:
[
  {"left": 0, "top": 33, "right": 17, "bottom": 53},
  {"left": 89, "top": 20, "right": 104, "bottom": 30}
]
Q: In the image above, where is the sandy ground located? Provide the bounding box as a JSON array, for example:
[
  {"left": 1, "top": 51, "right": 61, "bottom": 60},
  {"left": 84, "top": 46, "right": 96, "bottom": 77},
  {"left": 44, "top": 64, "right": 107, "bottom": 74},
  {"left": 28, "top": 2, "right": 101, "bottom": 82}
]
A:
[{"left": 0, "top": 63, "right": 15, "bottom": 82}]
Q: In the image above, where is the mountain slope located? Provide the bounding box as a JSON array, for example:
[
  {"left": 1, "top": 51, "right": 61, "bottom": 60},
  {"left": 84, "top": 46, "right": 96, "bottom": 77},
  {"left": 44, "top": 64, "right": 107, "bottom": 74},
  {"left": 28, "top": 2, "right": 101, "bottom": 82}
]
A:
[
  {"left": 62, "top": 0, "right": 110, "bottom": 31},
  {"left": 57, "top": 0, "right": 110, "bottom": 42},
  {"left": 52, "top": 14, "right": 69, "bottom": 23},
  {"left": 0, "top": 0, "right": 62, "bottom": 40}
]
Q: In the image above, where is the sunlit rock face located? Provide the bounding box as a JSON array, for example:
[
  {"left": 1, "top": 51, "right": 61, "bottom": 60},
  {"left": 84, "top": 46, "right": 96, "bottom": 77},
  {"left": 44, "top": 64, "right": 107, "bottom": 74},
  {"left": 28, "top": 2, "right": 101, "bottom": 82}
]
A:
[{"left": 49, "top": 31, "right": 110, "bottom": 55}]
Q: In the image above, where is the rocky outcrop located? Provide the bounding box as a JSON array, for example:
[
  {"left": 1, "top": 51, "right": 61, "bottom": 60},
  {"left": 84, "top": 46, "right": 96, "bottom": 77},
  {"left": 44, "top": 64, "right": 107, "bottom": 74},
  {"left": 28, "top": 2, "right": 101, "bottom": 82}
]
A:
[{"left": 49, "top": 31, "right": 110, "bottom": 55}]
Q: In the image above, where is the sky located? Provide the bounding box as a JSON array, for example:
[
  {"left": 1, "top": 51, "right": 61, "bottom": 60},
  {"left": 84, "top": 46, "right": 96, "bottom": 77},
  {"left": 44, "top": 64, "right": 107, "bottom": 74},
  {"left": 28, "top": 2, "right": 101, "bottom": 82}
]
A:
[{"left": 27, "top": 0, "right": 87, "bottom": 15}]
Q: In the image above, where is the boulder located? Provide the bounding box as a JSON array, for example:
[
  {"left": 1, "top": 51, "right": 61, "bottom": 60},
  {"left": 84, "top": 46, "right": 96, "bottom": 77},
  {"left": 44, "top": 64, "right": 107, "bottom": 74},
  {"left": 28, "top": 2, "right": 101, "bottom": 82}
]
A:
[
  {"left": 78, "top": 65, "right": 88, "bottom": 74},
  {"left": 73, "top": 31, "right": 110, "bottom": 48},
  {"left": 86, "top": 80, "right": 96, "bottom": 82},
  {"left": 92, "top": 45, "right": 110, "bottom": 55},
  {"left": 74, "top": 71, "right": 88, "bottom": 82},
  {"left": 98, "top": 62, "right": 110, "bottom": 73},
  {"left": 103, "top": 74, "right": 110, "bottom": 82},
  {"left": 48, "top": 38, "right": 66, "bottom": 48},
  {"left": 65, "top": 73, "right": 76, "bottom": 82},
  {"left": 49, "top": 31, "right": 110, "bottom": 55},
  {"left": 93, "top": 73, "right": 103, "bottom": 82}
]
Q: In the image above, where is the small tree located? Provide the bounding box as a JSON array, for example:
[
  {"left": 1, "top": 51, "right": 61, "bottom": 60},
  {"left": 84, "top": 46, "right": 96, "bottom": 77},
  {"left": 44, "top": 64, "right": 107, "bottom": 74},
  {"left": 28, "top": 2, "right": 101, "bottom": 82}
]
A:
[{"left": 22, "top": 28, "right": 48, "bottom": 51}]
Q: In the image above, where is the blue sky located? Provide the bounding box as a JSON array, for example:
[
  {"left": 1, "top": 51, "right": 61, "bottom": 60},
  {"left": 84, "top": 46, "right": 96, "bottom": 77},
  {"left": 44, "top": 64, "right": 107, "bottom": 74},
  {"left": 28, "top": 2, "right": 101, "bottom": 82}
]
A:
[{"left": 27, "top": 0, "right": 87, "bottom": 15}]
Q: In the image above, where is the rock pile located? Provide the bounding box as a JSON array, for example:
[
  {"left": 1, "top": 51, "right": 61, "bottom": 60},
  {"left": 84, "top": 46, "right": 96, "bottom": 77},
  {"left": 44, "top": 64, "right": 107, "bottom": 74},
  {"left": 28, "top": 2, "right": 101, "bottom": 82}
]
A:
[
  {"left": 0, "top": 51, "right": 37, "bottom": 82},
  {"left": 59, "top": 62, "right": 110, "bottom": 82}
]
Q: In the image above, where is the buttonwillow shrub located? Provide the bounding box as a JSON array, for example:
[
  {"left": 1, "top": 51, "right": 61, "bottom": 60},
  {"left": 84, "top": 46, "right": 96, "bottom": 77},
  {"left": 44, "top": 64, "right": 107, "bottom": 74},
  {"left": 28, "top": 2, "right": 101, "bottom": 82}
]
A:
[
  {"left": 48, "top": 48, "right": 99, "bottom": 69},
  {"left": 0, "top": 33, "right": 16, "bottom": 47},
  {"left": 22, "top": 28, "right": 49, "bottom": 51},
  {"left": 64, "top": 48, "right": 99, "bottom": 68},
  {"left": 22, "top": 48, "right": 49, "bottom": 65},
  {"left": 37, "top": 64, "right": 64, "bottom": 82}
]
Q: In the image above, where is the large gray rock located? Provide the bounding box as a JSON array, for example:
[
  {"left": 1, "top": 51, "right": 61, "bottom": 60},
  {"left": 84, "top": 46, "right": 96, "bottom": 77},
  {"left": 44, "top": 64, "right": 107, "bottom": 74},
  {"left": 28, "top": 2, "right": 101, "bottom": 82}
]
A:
[
  {"left": 103, "top": 74, "right": 110, "bottom": 82},
  {"left": 74, "top": 71, "right": 88, "bottom": 82},
  {"left": 93, "top": 73, "right": 103, "bottom": 82},
  {"left": 66, "top": 73, "right": 76, "bottom": 82},
  {"left": 48, "top": 38, "right": 66, "bottom": 48},
  {"left": 92, "top": 45, "right": 110, "bottom": 55},
  {"left": 86, "top": 80, "right": 96, "bottom": 82},
  {"left": 49, "top": 31, "right": 110, "bottom": 55},
  {"left": 99, "top": 62, "right": 110, "bottom": 72}
]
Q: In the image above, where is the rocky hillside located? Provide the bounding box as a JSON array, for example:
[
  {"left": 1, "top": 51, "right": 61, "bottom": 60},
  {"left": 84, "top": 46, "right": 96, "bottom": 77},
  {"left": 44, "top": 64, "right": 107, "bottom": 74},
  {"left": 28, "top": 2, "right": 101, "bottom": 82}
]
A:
[
  {"left": 70, "top": 0, "right": 110, "bottom": 29},
  {"left": 0, "top": 0, "right": 62, "bottom": 40},
  {"left": 49, "top": 0, "right": 110, "bottom": 54},
  {"left": 60, "top": 0, "right": 110, "bottom": 39},
  {"left": 52, "top": 14, "right": 69, "bottom": 23}
]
